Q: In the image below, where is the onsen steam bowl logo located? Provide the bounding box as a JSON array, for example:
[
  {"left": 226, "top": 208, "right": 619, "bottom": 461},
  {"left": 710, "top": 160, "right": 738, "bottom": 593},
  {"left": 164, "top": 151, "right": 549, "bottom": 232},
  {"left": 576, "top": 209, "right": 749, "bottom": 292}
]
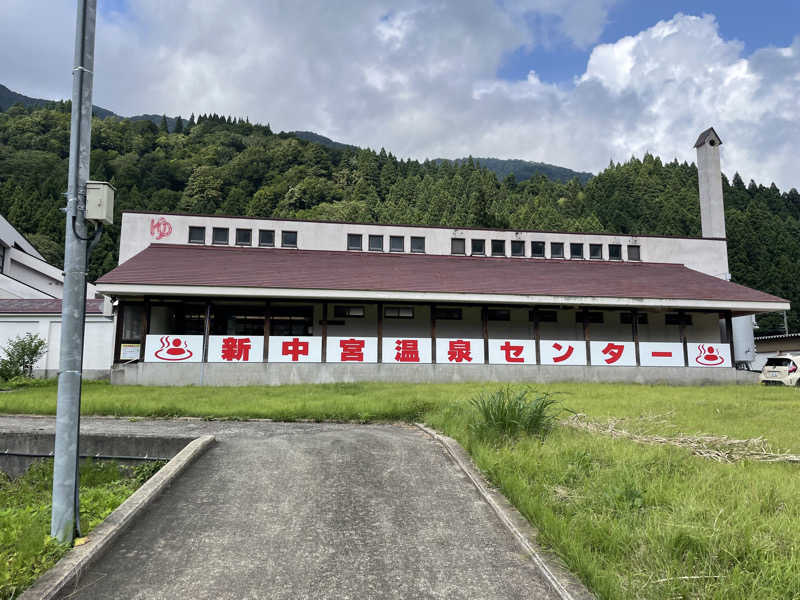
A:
[
  {"left": 695, "top": 344, "right": 724, "bottom": 366},
  {"left": 154, "top": 336, "right": 193, "bottom": 361}
]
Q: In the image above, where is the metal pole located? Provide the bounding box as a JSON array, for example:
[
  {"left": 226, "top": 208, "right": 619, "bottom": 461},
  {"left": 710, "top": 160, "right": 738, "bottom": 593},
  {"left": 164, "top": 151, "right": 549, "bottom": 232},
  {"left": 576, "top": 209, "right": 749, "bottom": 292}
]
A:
[{"left": 51, "top": 0, "right": 96, "bottom": 544}]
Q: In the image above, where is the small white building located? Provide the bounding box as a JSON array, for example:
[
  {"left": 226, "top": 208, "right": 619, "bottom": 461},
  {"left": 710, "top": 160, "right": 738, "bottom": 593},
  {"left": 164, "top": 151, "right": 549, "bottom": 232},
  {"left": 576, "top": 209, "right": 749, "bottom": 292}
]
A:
[{"left": 0, "top": 215, "right": 114, "bottom": 378}]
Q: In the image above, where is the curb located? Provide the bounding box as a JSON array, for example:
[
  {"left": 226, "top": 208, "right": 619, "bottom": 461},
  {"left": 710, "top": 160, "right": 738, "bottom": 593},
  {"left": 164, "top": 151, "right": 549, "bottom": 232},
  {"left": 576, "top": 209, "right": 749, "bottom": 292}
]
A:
[
  {"left": 414, "top": 424, "right": 594, "bottom": 600},
  {"left": 20, "top": 435, "right": 216, "bottom": 600}
]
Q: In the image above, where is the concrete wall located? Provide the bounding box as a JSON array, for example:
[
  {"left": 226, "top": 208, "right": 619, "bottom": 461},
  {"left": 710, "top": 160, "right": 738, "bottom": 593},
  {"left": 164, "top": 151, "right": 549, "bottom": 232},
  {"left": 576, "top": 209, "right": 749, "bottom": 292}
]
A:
[
  {"left": 111, "top": 361, "right": 757, "bottom": 387},
  {"left": 0, "top": 314, "right": 115, "bottom": 379},
  {"left": 119, "top": 212, "right": 730, "bottom": 278}
]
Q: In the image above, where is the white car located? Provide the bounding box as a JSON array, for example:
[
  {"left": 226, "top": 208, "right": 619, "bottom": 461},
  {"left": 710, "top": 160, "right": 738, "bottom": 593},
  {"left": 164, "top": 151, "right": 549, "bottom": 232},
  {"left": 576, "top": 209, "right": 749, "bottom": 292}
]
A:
[{"left": 759, "top": 354, "right": 800, "bottom": 386}]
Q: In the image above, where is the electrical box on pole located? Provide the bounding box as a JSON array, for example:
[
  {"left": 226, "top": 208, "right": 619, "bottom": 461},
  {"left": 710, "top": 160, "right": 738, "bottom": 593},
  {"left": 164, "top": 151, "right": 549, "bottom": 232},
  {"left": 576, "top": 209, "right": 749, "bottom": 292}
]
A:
[{"left": 85, "top": 181, "right": 115, "bottom": 225}]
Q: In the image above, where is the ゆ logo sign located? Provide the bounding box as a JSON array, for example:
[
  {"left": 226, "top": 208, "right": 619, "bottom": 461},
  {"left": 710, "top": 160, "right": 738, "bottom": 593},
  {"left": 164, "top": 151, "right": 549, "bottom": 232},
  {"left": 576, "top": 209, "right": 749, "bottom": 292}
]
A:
[{"left": 150, "top": 217, "right": 173, "bottom": 240}]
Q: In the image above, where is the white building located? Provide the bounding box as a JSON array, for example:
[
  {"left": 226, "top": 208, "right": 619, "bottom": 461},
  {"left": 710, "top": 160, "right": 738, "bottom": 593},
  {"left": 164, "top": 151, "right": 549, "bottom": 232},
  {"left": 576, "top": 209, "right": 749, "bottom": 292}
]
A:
[
  {"left": 94, "top": 129, "right": 790, "bottom": 386},
  {"left": 0, "top": 215, "right": 113, "bottom": 378}
]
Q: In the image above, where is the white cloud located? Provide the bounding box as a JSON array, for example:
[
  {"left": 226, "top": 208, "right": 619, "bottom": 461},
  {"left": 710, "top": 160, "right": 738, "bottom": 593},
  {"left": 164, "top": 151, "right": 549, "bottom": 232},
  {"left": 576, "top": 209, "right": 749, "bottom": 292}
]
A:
[{"left": 2, "top": 4, "right": 799, "bottom": 190}]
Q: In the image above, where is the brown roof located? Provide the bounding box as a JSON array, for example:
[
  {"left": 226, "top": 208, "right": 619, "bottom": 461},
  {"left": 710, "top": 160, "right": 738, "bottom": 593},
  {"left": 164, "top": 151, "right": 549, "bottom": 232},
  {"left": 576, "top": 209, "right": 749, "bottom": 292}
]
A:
[
  {"left": 0, "top": 299, "right": 104, "bottom": 314},
  {"left": 694, "top": 127, "right": 722, "bottom": 148},
  {"left": 96, "top": 244, "right": 787, "bottom": 306}
]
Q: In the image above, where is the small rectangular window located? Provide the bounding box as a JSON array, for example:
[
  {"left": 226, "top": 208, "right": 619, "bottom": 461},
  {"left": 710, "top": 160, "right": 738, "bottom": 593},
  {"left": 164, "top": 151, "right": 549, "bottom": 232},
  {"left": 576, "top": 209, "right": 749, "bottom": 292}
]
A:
[
  {"left": 212, "top": 227, "right": 229, "bottom": 245},
  {"left": 531, "top": 241, "right": 545, "bottom": 257},
  {"left": 487, "top": 308, "right": 510, "bottom": 321},
  {"left": 609, "top": 244, "right": 622, "bottom": 260},
  {"left": 451, "top": 238, "right": 466, "bottom": 255},
  {"left": 550, "top": 242, "right": 564, "bottom": 258},
  {"left": 235, "top": 228, "right": 252, "bottom": 246},
  {"left": 410, "top": 236, "right": 425, "bottom": 253},
  {"left": 471, "top": 239, "right": 485, "bottom": 255},
  {"left": 511, "top": 240, "right": 525, "bottom": 257},
  {"left": 334, "top": 305, "right": 365, "bottom": 318},
  {"left": 628, "top": 245, "right": 641, "bottom": 261},
  {"left": 620, "top": 312, "right": 648, "bottom": 325},
  {"left": 385, "top": 306, "right": 414, "bottom": 319},
  {"left": 188, "top": 226, "right": 205, "bottom": 244},
  {"left": 433, "top": 307, "right": 462, "bottom": 320},
  {"left": 589, "top": 244, "right": 603, "bottom": 259},
  {"left": 570, "top": 243, "right": 584, "bottom": 259},
  {"left": 531, "top": 309, "right": 558, "bottom": 322},
  {"left": 665, "top": 313, "right": 693, "bottom": 326},
  {"left": 282, "top": 231, "right": 297, "bottom": 247},
  {"left": 577, "top": 311, "right": 604, "bottom": 324},
  {"left": 491, "top": 240, "right": 505, "bottom": 256},
  {"left": 390, "top": 236, "right": 404, "bottom": 252},
  {"left": 368, "top": 235, "right": 383, "bottom": 252},
  {"left": 259, "top": 229, "right": 275, "bottom": 247},
  {"left": 347, "top": 233, "right": 362, "bottom": 251}
]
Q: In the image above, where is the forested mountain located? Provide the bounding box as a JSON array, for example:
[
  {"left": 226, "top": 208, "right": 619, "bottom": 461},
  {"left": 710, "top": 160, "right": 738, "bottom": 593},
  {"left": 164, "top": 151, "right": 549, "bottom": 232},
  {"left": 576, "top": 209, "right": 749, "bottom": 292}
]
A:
[
  {"left": 438, "top": 157, "right": 593, "bottom": 184},
  {"left": 0, "top": 102, "right": 798, "bottom": 333}
]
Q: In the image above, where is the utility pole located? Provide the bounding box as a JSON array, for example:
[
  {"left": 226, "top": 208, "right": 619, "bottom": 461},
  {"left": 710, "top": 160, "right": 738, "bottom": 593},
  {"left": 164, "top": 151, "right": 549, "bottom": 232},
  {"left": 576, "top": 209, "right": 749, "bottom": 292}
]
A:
[{"left": 51, "top": 0, "right": 97, "bottom": 544}]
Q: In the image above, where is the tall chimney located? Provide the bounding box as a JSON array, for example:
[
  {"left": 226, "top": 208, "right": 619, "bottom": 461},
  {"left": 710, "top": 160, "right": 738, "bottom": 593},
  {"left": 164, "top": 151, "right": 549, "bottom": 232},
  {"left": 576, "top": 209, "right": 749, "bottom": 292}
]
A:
[{"left": 695, "top": 127, "right": 725, "bottom": 238}]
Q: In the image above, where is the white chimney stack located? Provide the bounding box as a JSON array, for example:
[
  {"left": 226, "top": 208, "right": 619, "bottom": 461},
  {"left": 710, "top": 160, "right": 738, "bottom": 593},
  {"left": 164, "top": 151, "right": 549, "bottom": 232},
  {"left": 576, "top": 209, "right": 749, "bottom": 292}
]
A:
[{"left": 695, "top": 127, "right": 726, "bottom": 239}]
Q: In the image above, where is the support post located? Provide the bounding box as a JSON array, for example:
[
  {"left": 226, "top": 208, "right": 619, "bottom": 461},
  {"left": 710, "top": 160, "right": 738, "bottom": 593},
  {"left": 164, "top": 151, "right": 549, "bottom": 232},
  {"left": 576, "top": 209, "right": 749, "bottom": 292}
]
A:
[
  {"left": 377, "top": 302, "right": 383, "bottom": 363},
  {"left": 631, "top": 310, "right": 641, "bottom": 366},
  {"left": 202, "top": 302, "right": 211, "bottom": 362},
  {"left": 582, "top": 309, "right": 591, "bottom": 366},
  {"left": 430, "top": 304, "right": 437, "bottom": 364},
  {"left": 139, "top": 298, "right": 150, "bottom": 361},
  {"left": 321, "top": 302, "right": 328, "bottom": 363},
  {"left": 52, "top": 0, "right": 97, "bottom": 544},
  {"left": 113, "top": 302, "right": 124, "bottom": 363},
  {"left": 724, "top": 310, "right": 736, "bottom": 365},
  {"left": 482, "top": 306, "right": 489, "bottom": 364},
  {"left": 679, "top": 310, "right": 689, "bottom": 367},
  {"left": 263, "top": 301, "right": 271, "bottom": 361},
  {"left": 532, "top": 307, "right": 541, "bottom": 365}
]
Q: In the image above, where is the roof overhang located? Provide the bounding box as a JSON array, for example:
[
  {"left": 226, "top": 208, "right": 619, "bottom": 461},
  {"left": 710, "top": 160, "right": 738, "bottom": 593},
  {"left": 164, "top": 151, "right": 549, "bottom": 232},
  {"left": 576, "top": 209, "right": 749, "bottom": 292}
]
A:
[{"left": 95, "top": 283, "right": 790, "bottom": 315}]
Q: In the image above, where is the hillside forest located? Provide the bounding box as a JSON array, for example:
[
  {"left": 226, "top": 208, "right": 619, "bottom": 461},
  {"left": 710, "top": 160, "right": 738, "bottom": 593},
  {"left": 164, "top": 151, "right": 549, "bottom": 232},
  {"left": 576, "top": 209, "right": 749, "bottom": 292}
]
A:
[{"left": 0, "top": 102, "right": 798, "bottom": 334}]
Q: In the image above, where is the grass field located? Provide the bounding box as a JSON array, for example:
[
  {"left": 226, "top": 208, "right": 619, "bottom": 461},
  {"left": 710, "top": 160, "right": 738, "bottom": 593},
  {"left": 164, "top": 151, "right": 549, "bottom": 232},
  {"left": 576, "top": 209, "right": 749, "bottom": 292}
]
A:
[
  {"left": 2, "top": 380, "right": 799, "bottom": 599},
  {"left": 0, "top": 459, "right": 157, "bottom": 599}
]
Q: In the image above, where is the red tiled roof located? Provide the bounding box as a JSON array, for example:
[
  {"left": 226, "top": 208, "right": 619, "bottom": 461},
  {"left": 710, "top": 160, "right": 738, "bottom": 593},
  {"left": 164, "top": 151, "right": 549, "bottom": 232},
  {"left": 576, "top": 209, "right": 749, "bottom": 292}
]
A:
[
  {"left": 96, "top": 244, "right": 787, "bottom": 305},
  {"left": 0, "top": 299, "right": 104, "bottom": 314}
]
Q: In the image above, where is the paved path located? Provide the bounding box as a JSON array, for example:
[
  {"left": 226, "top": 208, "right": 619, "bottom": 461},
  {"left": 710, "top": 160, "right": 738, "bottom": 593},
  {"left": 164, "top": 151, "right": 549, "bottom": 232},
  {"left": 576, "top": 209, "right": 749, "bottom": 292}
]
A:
[{"left": 2, "top": 417, "right": 561, "bottom": 599}]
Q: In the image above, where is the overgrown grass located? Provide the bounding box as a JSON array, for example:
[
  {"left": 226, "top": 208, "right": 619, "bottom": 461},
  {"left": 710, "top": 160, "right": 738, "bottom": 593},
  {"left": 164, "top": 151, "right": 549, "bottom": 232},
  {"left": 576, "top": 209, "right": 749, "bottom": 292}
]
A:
[
  {"left": 469, "top": 386, "right": 562, "bottom": 442},
  {"left": 0, "top": 459, "right": 153, "bottom": 599},
  {"left": 3, "top": 379, "right": 800, "bottom": 598}
]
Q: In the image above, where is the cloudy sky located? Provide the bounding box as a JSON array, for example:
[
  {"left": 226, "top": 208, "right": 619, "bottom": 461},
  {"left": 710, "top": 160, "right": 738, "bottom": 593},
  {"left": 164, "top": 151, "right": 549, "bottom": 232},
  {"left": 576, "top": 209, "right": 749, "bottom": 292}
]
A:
[{"left": 3, "top": 1, "right": 799, "bottom": 189}]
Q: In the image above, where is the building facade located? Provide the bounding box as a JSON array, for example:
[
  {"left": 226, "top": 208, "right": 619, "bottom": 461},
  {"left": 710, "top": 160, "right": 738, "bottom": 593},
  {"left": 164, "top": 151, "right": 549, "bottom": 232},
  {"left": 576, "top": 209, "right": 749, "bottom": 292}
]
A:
[{"left": 93, "top": 130, "right": 788, "bottom": 386}]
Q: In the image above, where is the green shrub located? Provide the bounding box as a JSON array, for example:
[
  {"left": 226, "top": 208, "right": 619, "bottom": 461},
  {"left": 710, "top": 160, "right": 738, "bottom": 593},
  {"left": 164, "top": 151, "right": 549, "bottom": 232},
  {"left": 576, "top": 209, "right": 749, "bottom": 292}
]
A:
[
  {"left": 469, "top": 386, "right": 561, "bottom": 442},
  {"left": 0, "top": 333, "right": 47, "bottom": 380}
]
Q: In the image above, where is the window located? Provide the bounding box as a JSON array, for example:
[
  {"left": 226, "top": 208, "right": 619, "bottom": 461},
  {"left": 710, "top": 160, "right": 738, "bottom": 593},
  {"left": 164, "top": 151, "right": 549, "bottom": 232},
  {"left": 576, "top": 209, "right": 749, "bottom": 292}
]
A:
[
  {"left": 491, "top": 240, "right": 505, "bottom": 256},
  {"left": 620, "top": 312, "right": 648, "bottom": 325},
  {"left": 188, "top": 226, "right": 205, "bottom": 244},
  {"left": 471, "top": 239, "right": 485, "bottom": 255},
  {"left": 347, "top": 233, "right": 362, "bottom": 251},
  {"left": 334, "top": 305, "right": 365, "bottom": 318},
  {"left": 369, "top": 235, "right": 384, "bottom": 252},
  {"left": 530, "top": 309, "right": 557, "bottom": 322},
  {"left": 235, "top": 228, "right": 252, "bottom": 246},
  {"left": 210, "top": 303, "right": 266, "bottom": 336},
  {"left": 511, "top": 240, "right": 525, "bottom": 257},
  {"left": 259, "top": 229, "right": 275, "bottom": 247},
  {"left": 270, "top": 305, "right": 313, "bottom": 336},
  {"left": 550, "top": 242, "right": 564, "bottom": 258},
  {"left": 589, "top": 244, "right": 603, "bottom": 259},
  {"left": 487, "top": 308, "right": 510, "bottom": 321},
  {"left": 390, "top": 236, "right": 404, "bottom": 252},
  {"left": 282, "top": 231, "right": 297, "bottom": 247},
  {"left": 433, "top": 307, "right": 462, "bottom": 320},
  {"left": 531, "top": 241, "right": 545, "bottom": 257},
  {"left": 609, "top": 244, "right": 622, "bottom": 260},
  {"left": 451, "top": 238, "right": 466, "bottom": 255},
  {"left": 576, "top": 311, "right": 604, "bottom": 324},
  {"left": 627, "top": 245, "right": 641, "bottom": 261},
  {"left": 570, "top": 243, "right": 584, "bottom": 259},
  {"left": 410, "top": 236, "right": 425, "bottom": 253},
  {"left": 665, "top": 313, "right": 693, "bottom": 326},
  {"left": 212, "top": 227, "right": 229, "bottom": 245},
  {"left": 384, "top": 306, "right": 414, "bottom": 319}
]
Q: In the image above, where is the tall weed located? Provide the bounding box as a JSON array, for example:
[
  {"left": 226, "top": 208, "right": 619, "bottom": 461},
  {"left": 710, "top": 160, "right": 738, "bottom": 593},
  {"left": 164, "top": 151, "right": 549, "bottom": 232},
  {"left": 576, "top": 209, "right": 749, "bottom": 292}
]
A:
[{"left": 469, "top": 386, "right": 561, "bottom": 442}]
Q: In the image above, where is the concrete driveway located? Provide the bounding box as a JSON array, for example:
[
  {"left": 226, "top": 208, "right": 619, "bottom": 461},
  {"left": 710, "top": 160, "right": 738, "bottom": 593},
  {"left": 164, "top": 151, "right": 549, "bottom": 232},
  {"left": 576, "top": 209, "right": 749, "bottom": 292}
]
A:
[{"left": 2, "top": 417, "right": 571, "bottom": 599}]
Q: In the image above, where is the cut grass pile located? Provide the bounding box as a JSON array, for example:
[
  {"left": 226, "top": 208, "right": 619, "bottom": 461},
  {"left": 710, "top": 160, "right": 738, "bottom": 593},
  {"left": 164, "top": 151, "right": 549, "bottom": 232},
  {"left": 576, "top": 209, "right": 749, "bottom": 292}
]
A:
[
  {"left": 2, "top": 380, "right": 800, "bottom": 599},
  {"left": 0, "top": 459, "right": 155, "bottom": 600}
]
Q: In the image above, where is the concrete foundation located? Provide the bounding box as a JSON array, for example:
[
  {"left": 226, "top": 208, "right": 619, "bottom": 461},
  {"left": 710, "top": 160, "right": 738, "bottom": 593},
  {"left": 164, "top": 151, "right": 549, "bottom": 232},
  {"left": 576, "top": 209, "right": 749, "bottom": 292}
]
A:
[{"left": 111, "top": 362, "right": 758, "bottom": 386}]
